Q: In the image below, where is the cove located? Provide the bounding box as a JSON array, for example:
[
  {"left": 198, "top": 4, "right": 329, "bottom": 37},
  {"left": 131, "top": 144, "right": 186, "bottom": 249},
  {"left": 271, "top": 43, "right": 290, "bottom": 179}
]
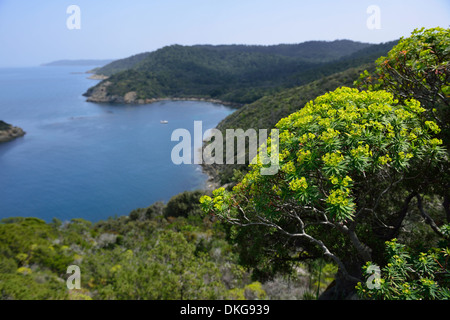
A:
[{"left": 0, "top": 66, "right": 234, "bottom": 222}]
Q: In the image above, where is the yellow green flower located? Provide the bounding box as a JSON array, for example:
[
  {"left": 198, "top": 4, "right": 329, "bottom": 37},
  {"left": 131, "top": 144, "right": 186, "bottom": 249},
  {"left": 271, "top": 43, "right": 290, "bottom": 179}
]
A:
[
  {"left": 322, "top": 151, "right": 345, "bottom": 167},
  {"left": 326, "top": 189, "right": 351, "bottom": 206},
  {"left": 296, "top": 149, "right": 312, "bottom": 164},
  {"left": 378, "top": 154, "right": 392, "bottom": 165},
  {"left": 289, "top": 177, "right": 308, "bottom": 192},
  {"left": 281, "top": 161, "right": 296, "bottom": 174},
  {"left": 425, "top": 121, "right": 441, "bottom": 134},
  {"left": 320, "top": 128, "right": 341, "bottom": 142}
]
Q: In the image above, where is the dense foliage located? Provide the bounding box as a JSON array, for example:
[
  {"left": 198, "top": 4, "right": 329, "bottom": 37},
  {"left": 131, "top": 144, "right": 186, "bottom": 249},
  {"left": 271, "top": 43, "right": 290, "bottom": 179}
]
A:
[
  {"left": 357, "top": 239, "right": 450, "bottom": 299},
  {"left": 357, "top": 27, "right": 450, "bottom": 146},
  {"left": 204, "top": 42, "right": 397, "bottom": 185}
]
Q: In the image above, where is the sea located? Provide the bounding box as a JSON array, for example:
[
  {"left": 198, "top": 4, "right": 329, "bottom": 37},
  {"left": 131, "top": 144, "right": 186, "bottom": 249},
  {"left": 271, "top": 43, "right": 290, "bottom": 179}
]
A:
[{"left": 0, "top": 66, "right": 234, "bottom": 222}]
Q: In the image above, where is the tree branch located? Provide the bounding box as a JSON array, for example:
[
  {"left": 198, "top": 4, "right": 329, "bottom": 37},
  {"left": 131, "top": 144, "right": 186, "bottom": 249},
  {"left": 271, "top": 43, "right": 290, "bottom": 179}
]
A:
[
  {"left": 224, "top": 213, "right": 361, "bottom": 284},
  {"left": 386, "top": 191, "right": 417, "bottom": 240},
  {"left": 416, "top": 194, "right": 445, "bottom": 238},
  {"left": 336, "top": 223, "right": 372, "bottom": 263}
]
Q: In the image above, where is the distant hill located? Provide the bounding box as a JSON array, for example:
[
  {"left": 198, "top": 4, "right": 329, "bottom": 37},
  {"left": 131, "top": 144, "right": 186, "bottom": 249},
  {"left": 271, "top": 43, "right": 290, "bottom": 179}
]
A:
[
  {"left": 193, "top": 40, "right": 373, "bottom": 62},
  {"left": 94, "top": 40, "right": 373, "bottom": 76},
  {"left": 41, "top": 59, "right": 114, "bottom": 67},
  {"left": 84, "top": 40, "right": 395, "bottom": 105}
]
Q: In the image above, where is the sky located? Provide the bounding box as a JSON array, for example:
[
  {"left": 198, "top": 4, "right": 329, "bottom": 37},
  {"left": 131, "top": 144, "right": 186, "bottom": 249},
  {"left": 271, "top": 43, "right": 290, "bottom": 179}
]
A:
[{"left": 0, "top": 0, "right": 449, "bottom": 67}]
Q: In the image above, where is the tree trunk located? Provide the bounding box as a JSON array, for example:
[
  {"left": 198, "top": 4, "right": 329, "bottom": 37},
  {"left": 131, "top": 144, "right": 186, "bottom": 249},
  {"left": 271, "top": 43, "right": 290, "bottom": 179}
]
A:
[{"left": 318, "top": 261, "right": 362, "bottom": 300}]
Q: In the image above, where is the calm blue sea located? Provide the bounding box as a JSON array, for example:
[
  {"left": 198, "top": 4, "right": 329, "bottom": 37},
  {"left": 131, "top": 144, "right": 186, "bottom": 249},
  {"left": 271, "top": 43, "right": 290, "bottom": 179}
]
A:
[{"left": 0, "top": 66, "right": 234, "bottom": 222}]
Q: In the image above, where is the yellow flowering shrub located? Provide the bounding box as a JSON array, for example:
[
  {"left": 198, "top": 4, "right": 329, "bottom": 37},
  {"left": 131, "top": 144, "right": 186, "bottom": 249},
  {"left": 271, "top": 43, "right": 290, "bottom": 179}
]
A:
[{"left": 201, "top": 87, "right": 446, "bottom": 222}]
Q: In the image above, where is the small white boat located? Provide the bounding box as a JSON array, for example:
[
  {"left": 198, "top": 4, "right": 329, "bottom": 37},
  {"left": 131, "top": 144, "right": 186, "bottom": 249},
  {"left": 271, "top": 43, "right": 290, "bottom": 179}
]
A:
[{"left": 160, "top": 120, "right": 168, "bottom": 124}]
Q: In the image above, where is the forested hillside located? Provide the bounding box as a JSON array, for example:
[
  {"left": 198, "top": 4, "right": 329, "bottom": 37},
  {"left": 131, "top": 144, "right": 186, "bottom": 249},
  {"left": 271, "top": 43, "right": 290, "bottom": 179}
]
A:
[{"left": 83, "top": 40, "right": 396, "bottom": 105}]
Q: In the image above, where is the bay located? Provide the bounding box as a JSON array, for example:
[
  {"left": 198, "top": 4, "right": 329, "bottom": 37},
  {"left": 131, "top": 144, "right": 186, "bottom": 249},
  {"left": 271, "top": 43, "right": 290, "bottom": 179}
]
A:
[{"left": 0, "top": 66, "right": 234, "bottom": 222}]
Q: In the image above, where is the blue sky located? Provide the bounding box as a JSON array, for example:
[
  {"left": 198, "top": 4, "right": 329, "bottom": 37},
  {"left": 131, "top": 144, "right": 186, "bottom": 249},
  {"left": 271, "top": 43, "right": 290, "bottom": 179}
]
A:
[{"left": 0, "top": 0, "right": 449, "bottom": 67}]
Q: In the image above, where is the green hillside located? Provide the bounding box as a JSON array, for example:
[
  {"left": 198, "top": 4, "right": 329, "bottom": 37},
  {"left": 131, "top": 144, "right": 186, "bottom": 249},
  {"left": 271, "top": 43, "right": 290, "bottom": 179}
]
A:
[{"left": 84, "top": 40, "right": 395, "bottom": 105}]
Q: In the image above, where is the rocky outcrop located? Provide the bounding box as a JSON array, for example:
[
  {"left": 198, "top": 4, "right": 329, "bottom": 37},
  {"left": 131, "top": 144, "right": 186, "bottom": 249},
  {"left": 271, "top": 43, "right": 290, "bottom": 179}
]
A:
[
  {"left": 83, "top": 81, "right": 126, "bottom": 103},
  {"left": 84, "top": 81, "right": 112, "bottom": 103},
  {"left": 0, "top": 121, "right": 26, "bottom": 143},
  {"left": 123, "top": 91, "right": 138, "bottom": 103},
  {"left": 84, "top": 83, "right": 143, "bottom": 104}
]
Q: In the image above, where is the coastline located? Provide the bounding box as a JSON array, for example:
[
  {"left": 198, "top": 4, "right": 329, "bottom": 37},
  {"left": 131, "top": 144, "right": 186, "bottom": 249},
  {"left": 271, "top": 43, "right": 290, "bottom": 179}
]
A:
[
  {"left": 84, "top": 82, "right": 242, "bottom": 108},
  {"left": 88, "top": 95, "right": 242, "bottom": 108},
  {"left": 149, "top": 97, "right": 241, "bottom": 108}
]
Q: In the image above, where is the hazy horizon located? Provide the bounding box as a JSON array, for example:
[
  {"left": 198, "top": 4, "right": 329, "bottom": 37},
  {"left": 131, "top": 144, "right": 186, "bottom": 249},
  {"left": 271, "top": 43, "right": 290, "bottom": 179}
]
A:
[{"left": 0, "top": 0, "right": 449, "bottom": 67}]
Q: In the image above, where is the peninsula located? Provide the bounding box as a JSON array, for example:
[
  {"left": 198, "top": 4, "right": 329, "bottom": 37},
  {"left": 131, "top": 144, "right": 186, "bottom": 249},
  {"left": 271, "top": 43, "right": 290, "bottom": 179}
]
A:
[{"left": 41, "top": 59, "right": 113, "bottom": 67}]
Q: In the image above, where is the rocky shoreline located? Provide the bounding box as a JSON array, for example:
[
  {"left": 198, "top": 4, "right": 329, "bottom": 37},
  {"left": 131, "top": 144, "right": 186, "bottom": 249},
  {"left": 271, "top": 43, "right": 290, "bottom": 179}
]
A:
[
  {"left": 83, "top": 82, "right": 242, "bottom": 108},
  {"left": 0, "top": 121, "right": 26, "bottom": 143}
]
